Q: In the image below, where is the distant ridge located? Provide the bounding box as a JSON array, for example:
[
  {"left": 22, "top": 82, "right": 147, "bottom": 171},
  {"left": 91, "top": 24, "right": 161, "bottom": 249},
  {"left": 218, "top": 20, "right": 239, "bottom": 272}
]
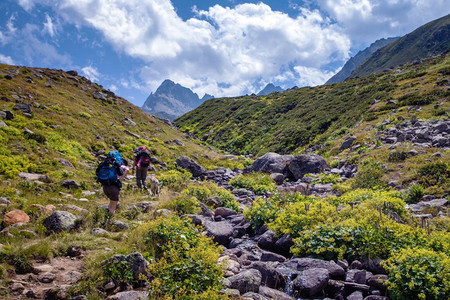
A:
[
  {"left": 349, "top": 13, "right": 450, "bottom": 79},
  {"left": 257, "top": 83, "right": 284, "bottom": 96},
  {"left": 142, "top": 79, "right": 214, "bottom": 121},
  {"left": 326, "top": 37, "right": 398, "bottom": 84}
]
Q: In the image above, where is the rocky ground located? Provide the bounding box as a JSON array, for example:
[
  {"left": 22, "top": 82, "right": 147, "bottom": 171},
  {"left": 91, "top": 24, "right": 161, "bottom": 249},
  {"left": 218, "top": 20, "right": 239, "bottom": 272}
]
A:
[{"left": 1, "top": 150, "right": 448, "bottom": 300}]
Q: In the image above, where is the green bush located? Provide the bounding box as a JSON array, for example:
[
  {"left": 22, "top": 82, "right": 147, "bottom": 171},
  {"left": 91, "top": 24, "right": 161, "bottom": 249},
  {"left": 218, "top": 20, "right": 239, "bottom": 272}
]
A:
[
  {"left": 164, "top": 194, "right": 200, "bottom": 215},
  {"left": 404, "top": 183, "right": 424, "bottom": 203},
  {"left": 158, "top": 169, "right": 192, "bottom": 192},
  {"left": 351, "top": 161, "right": 386, "bottom": 189},
  {"left": 418, "top": 162, "right": 449, "bottom": 187},
  {"left": 230, "top": 173, "right": 275, "bottom": 195},
  {"left": 388, "top": 151, "right": 409, "bottom": 162},
  {"left": 383, "top": 248, "right": 450, "bottom": 300},
  {"left": 103, "top": 259, "right": 135, "bottom": 286},
  {"left": 134, "top": 217, "right": 224, "bottom": 298},
  {"left": 244, "top": 196, "right": 280, "bottom": 230}
]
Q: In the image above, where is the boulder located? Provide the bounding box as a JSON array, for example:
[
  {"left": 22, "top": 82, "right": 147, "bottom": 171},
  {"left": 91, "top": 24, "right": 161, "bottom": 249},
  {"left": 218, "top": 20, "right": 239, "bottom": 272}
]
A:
[
  {"left": 284, "top": 257, "right": 345, "bottom": 278},
  {"left": 3, "top": 210, "right": 30, "bottom": 227},
  {"left": 292, "top": 267, "right": 329, "bottom": 297},
  {"left": 346, "top": 269, "right": 367, "bottom": 284},
  {"left": 367, "top": 274, "right": 388, "bottom": 291},
  {"left": 227, "top": 269, "right": 262, "bottom": 294},
  {"left": 92, "top": 91, "right": 107, "bottom": 101},
  {"left": 175, "top": 156, "right": 205, "bottom": 177},
  {"left": 340, "top": 136, "right": 357, "bottom": 151},
  {"left": 288, "top": 155, "right": 329, "bottom": 180},
  {"left": 215, "top": 207, "right": 237, "bottom": 218},
  {"left": 18, "top": 172, "right": 48, "bottom": 181},
  {"left": 347, "top": 291, "right": 364, "bottom": 300},
  {"left": 258, "top": 286, "right": 294, "bottom": 300},
  {"left": 260, "top": 251, "right": 286, "bottom": 262},
  {"left": 274, "top": 234, "right": 294, "bottom": 257},
  {"left": 270, "top": 173, "right": 285, "bottom": 185},
  {"left": 249, "top": 261, "right": 285, "bottom": 290},
  {"left": 0, "top": 110, "right": 14, "bottom": 120},
  {"left": 43, "top": 211, "right": 77, "bottom": 233},
  {"left": 246, "top": 152, "right": 294, "bottom": 178},
  {"left": 13, "top": 103, "right": 32, "bottom": 114},
  {"left": 203, "top": 220, "right": 234, "bottom": 246},
  {"left": 257, "top": 230, "right": 278, "bottom": 253}
]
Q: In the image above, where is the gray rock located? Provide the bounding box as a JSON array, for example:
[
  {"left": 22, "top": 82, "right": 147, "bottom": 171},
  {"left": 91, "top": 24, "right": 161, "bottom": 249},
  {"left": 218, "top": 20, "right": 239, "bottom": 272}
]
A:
[
  {"left": 257, "top": 230, "right": 277, "bottom": 253},
  {"left": 18, "top": 172, "right": 48, "bottom": 181},
  {"left": 270, "top": 173, "right": 285, "bottom": 185},
  {"left": 250, "top": 261, "right": 286, "bottom": 289},
  {"left": 109, "top": 220, "right": 130, "bottom": 232},
  {"left": 363, "top": 295, "right": 389, "bottom": 300},
  {"left": 93, "top": 91, "right": 107, "bottom": 101},
  {"left": 288, "top": 155, "right": 330, "bottom": 180},
  {"left": 227, "top": 269, "right": 262, "bottom": 294},
  {"left": 107, "top": 291, "right": 149, "bottom": 300},
  {"left": 0, "top": 120, "right": 7, "bottom": 128},
  {"left": 220, "top": 288, "right": 241, "bottom": 297},
  {"left": 292, "top": 267, "right": 329, "bottom": 297},
  {"left": 347, "top": 291, "right": 364, "bottom": 300},
  {"left": 367, "top": 274, "right": 388, "bottom": 291},
  {"left": 175, "top": 156, "right": 206, "bottom": 177},
  {"left": 241, "top": 292, "right": 267, "bottom": 299},
  {"left": 0, "top": 197, "right": 11, "bottom": 205},
  {"left": 43, "top": 211, "right": 77, "bottom": 233},
  {"left": 92, "top": 228, "right": 108, "bottom": 235},
  {"left": 13, "top": 103, "right": 32, "bottom": 114},
  {"left": 350, "top": 260, "right": 363, "bottom": 269},
  {"left": 340, "top": 136, "right": 357, "bottom": 151},
  {"left": 203, "top": 220, "right": 234, "bottom": 246},
  {"left": 284, "top": 257, "right": 345, "bottom": 278},
  {"left": 1, "top": 110, "right": 14, "bottom": 120},
  {"left": 258, "top": 286, "right": 294, "bottom": 300},
  {"left": 215, "top": 207, "right": 237, "bottom": 218},
  {"left": 245, "top": 152, "right": 294, "bottom": 178},
  {"left": 346, "top": 269, "right": 367, "bottom": 284},
  {"left": 38, "top": 272, "right": 56, "bottom": 283},
  {"left": 260, "top": 250, "right": 286, "bottom": 262}
]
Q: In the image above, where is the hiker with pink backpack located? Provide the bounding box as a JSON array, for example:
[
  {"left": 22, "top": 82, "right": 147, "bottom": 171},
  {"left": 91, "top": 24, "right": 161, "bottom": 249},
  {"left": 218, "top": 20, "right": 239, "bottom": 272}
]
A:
[{"left": 132, "top": 146, "right": 152, "bottom": 190}]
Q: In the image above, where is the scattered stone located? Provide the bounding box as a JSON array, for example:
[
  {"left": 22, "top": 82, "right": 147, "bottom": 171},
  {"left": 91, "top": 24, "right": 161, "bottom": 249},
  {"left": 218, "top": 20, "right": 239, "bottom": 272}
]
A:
[
  {"left": 92, "top": 91, "right": 107, "bottom": 101},
  {"left": 350, "top": 260, "right": 363, "bottom": 270},
  {"left": 288, "top": 154, "right": 330, "bottom": 180},
  {"left": 270, "top": 173, "right": 285, "bottom": 185},
  {"left": 0, "top": 120, "right": 7, "bottom": 127},
  {"left": 1, "top": 110, "right": 14, "bottom": 120},
  {"left": 226, "top": 269, "right": 262, "bottom": 294},
  {"left": 18, "top": 172, "right": 48, "bottom": 181},
  {"left": 340, "top": 136, "right": 357, "bottom": 151},
  {"left": 92, "top": 228, "right": 108, "bottom": 235},
  {"left": 43, "top": 211, "right": 77, "bottom": 233},
  {"left": 203, "top": 220, "right": 234, "bottom": 246},
  {"left": 293, "top": 267, "right": 329, "bottom": 297},
  {"left": 215, "top": 207, "right": 237, "bottom": 218},
  {"left": 3, "top": 209, "right": 30, "bottom": 227},
  {"left": 102, "top": 252, "right": 149, "bottom": 282},
  {"left": 175, "top": 156, "right": 206, "bottom": 177},
  {"left": 285, "top": 257, "right": 345, "bottom": 278},
  {"left": 367, "top": 274, "right": 388, "bottom": 291},
  {"left": 258, "top": 286, "right": 293, "bottom": 300},
  {"left": 13, "top": 103, "right": 32, "bottom": 114},
  {"left": 0, "top": 197, "right": 11, "bottom": 205},
  {"left": 246, "top": 153, "right": 294, "bottom": 179},
  {"left": 347, "top": 290, "right": 364, "bottom": 300},
  {"left": 38, "top": 272, "right": 56, "bottom": 283}
]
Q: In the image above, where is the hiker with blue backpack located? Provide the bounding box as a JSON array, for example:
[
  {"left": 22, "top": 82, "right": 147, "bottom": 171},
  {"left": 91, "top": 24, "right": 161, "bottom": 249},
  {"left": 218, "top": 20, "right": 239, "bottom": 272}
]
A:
[
  {"left": 132, "top": 146, "right": 151, "bottom": 190},
  {"left": 96, "top": 151, "right": 129, "bottom": 214}
]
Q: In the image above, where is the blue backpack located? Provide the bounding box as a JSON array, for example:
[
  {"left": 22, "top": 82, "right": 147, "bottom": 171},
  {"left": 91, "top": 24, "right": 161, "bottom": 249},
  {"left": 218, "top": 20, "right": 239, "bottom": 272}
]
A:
[{"left": 96, "top": 151, "right": 123, "bottom": 187}]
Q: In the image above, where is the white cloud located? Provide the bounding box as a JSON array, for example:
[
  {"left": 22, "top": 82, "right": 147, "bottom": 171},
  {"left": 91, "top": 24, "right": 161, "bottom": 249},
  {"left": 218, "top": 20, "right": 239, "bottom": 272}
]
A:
[
  {"left": 294, "top": 65, "right": 336, "bottom": 86},
  {"left": 317, "top": 0, "right": 450, "bottom": 47},
  {"left": 46, "top": 0, "right": 350, "bottom": 96},
  {"left": 0, "top": 54, "right": 15, "bottom": 65},
  {"left": 43, "top": 14, "right": 56, "bottom": 37},
  {"left": 108, "top": 84, "right": 118, "bottom": 92},
  {"left": 81, "top": 65, "right": 100, "bottom": 82}
]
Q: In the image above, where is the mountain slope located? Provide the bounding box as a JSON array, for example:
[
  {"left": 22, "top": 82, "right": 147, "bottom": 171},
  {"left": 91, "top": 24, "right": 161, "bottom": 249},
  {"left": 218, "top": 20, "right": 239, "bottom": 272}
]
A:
[
  {"left": 142, "top": 79, "right": 213, "bottom": 121},
  {"left": 326, "top": 37, "right": 398, "bottom": 84},
  {"left": 176, "top": 55, "right": 450, "bottom": 156},
  {"left": 349, "top": 13, "right": 450, "bottom": 79}
]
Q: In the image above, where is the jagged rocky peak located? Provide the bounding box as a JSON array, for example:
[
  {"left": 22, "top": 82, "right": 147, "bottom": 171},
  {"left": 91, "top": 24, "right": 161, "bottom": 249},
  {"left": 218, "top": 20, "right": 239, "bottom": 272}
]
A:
[
  {"left": 257, "top": 83, "right": 284, "bottom": 96},
  {"left": 141, "top": 79, "right": 214, "bottom": 121}
]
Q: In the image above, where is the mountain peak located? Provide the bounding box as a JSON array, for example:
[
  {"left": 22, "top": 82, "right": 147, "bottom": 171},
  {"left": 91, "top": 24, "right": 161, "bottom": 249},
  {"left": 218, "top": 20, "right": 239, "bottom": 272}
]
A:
[
  {"left": 142, "top": 80, "right": 214, "bottom": 121},
  {"left": 257, "top": 83, "right": 284, "bottom": 96}
]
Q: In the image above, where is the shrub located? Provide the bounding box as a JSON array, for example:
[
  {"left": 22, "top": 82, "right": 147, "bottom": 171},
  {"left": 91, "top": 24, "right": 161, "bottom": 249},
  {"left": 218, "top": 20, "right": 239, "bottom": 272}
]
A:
[
  {"left": 388, "top": 151, "right": 409, "bottom": 162},
  {"left": 158, "top": 169, "right": 191, "bottom": 192},
  {"left": 230, "top": 173, "right": 275, "bottom": 195},
  {"left": 404, "top": 183, "right": 424, "bottom": 203},
  {"left": 383, "top": 248, "right": 450, "bottom": 300},
  {"left": 244, "top": 197, "right": 280, "bottom": 230},
  {"left": 103, "top": 259, "right": 135, "bottom": 286},
  {"left": 163, "top": 194, "right": 200, "bottom": 215},
  {"left": 418, "top": 162, "right": 449, "bottom": 187},
  {"left": 135, "top": 217, "right": 224, "bottom": 298},
  {"left": 350, "top": 161, "right": 386, "bottom": 189}
]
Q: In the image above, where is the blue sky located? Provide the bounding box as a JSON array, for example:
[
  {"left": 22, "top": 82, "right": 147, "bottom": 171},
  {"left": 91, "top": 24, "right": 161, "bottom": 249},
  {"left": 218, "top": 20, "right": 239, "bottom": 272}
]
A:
[{"left": 0, "top": 1, "right": 449, "bottom": 106}]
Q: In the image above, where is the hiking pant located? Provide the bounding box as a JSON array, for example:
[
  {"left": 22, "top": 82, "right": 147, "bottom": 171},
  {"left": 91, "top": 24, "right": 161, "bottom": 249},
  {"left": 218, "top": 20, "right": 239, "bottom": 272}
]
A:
[{"left": 136, "top": 167, "right": 148, "bottom": 189}]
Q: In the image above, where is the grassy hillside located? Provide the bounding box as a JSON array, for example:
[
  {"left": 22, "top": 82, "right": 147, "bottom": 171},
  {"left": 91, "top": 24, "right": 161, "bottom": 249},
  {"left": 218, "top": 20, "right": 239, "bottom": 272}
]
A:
[
  {"left": 349, "top": 13, "right": 450, "bottom": 79},
  {"left": 176, "top": 55, "right": 450, "bottom": 156}
]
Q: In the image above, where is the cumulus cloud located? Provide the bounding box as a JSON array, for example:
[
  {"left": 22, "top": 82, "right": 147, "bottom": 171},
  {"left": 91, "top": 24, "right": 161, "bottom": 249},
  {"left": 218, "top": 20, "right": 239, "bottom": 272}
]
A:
[
  {"left": 81, "top": 66, "right": 100, "bottom": 82},
  {"left": 40, "top": 0, "right": 349, "bottom": 96},
  {"left": 0, "top": 54, "right": 15, "bottom": 65},
  {"left": 317, "top": 0, "right": 450, "bottom": 47}
]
